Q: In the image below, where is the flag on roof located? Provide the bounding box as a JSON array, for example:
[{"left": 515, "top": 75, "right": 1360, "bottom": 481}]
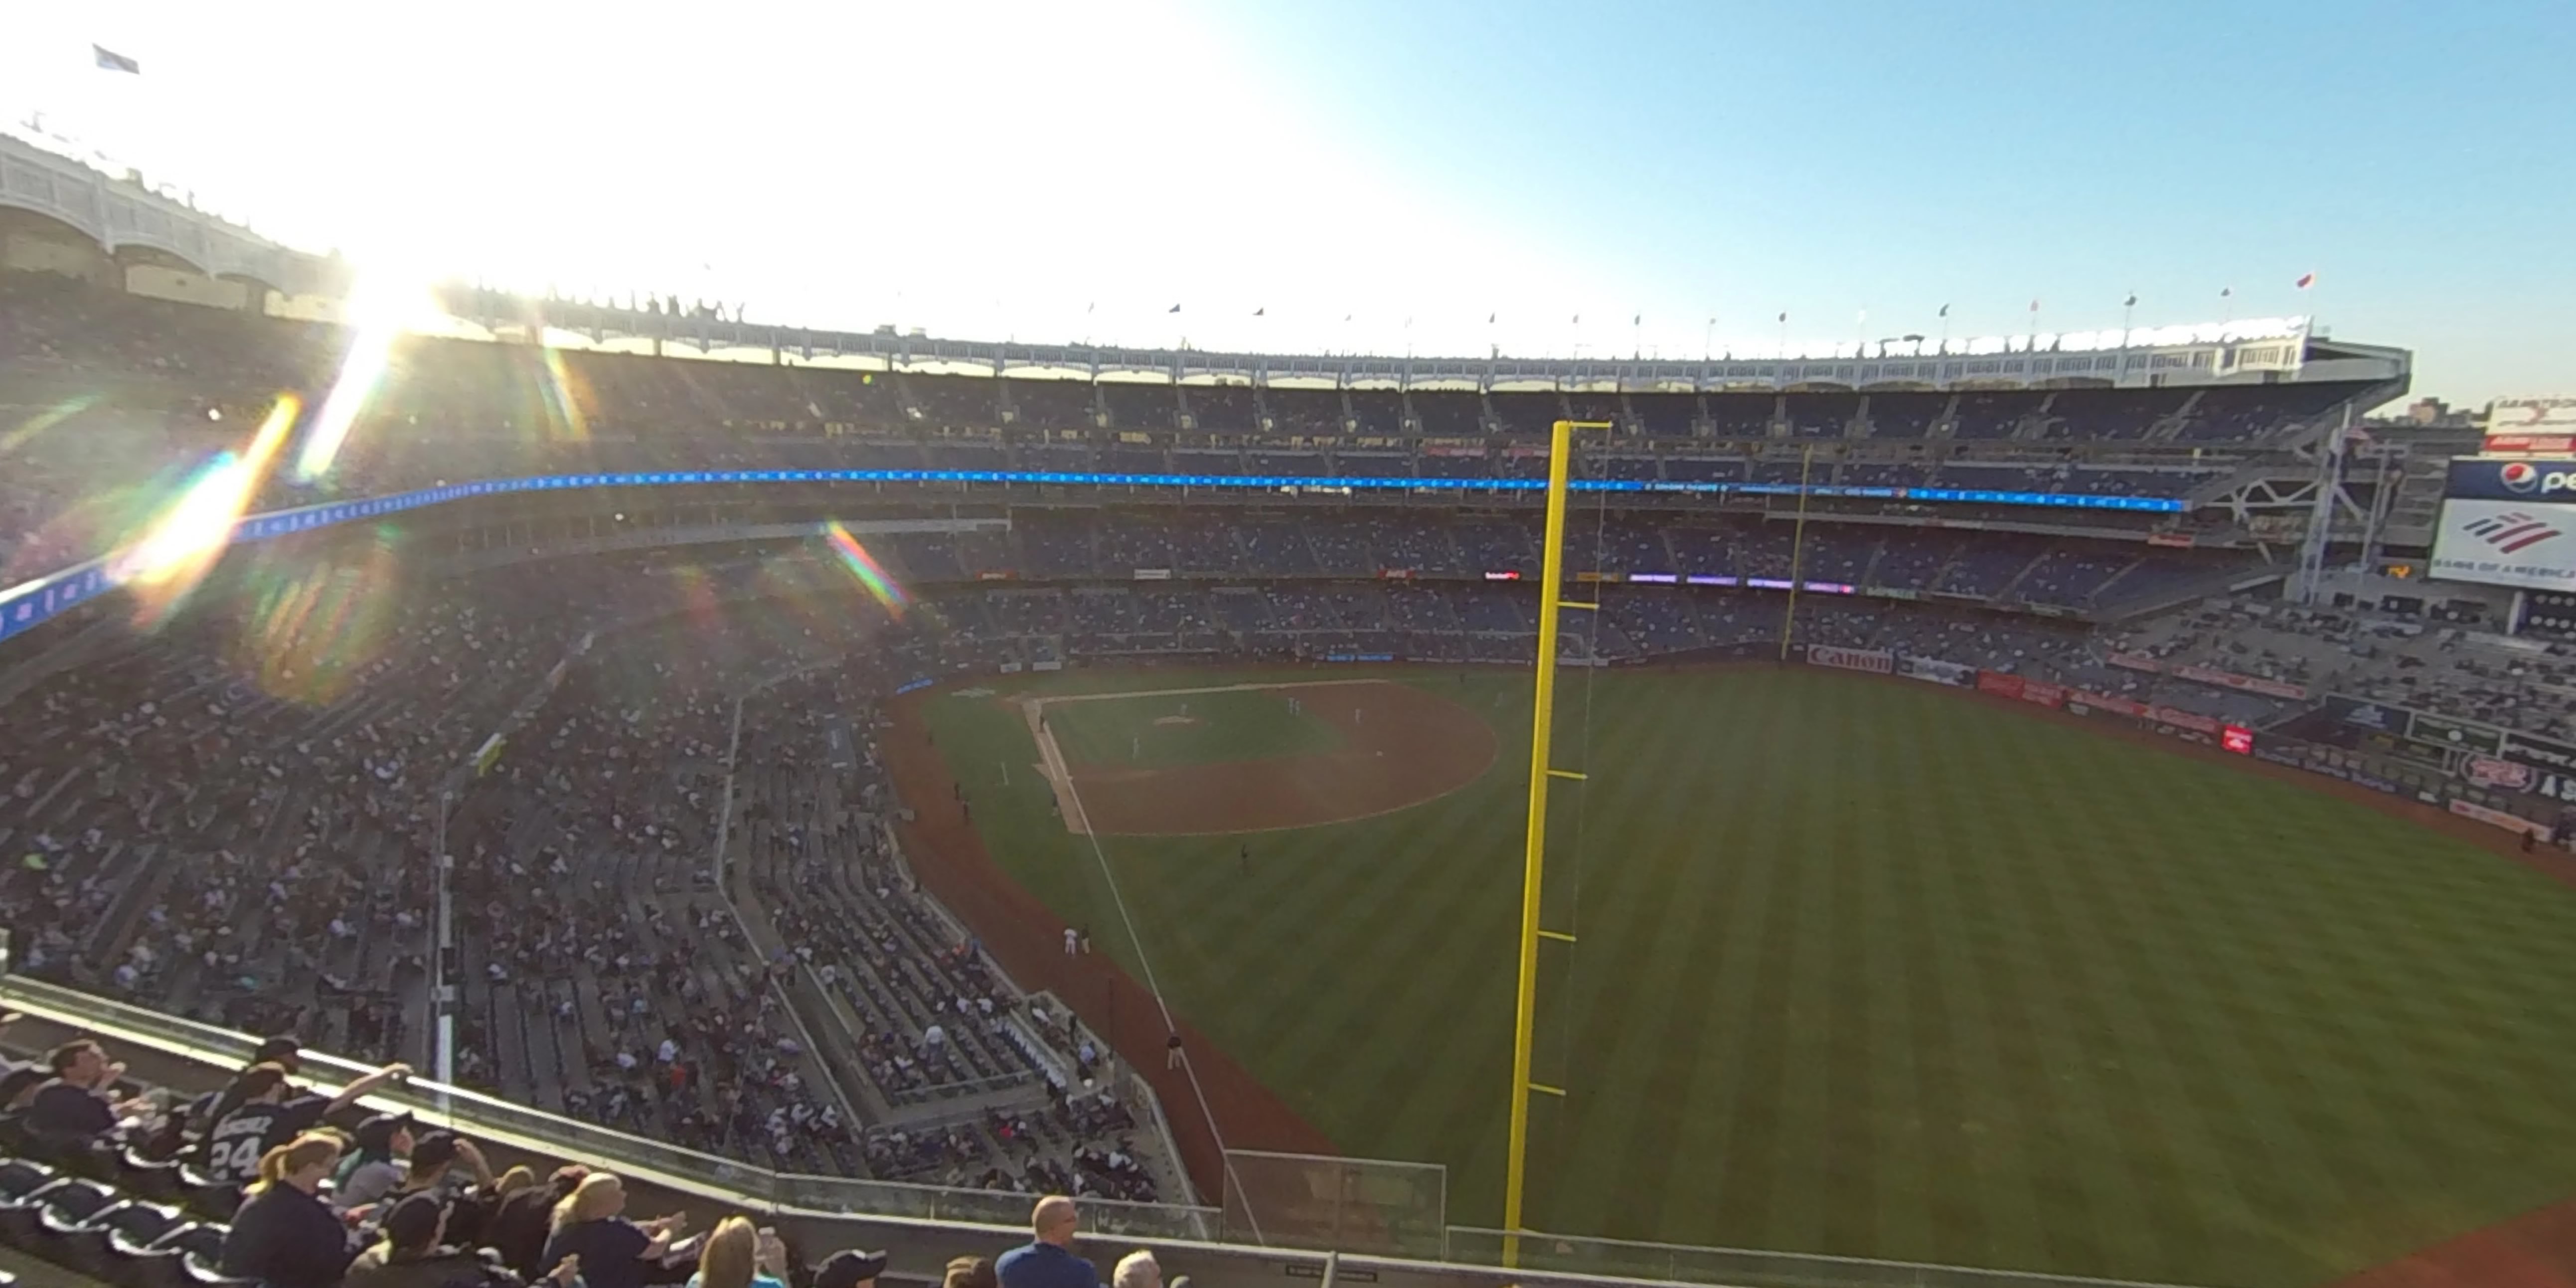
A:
[
  {"left": 1168, "top": 303, "right": 1181, "bottom": 313},
  {"left": 1776, "top": 311, "right": 1787, "bottom": 323},
  {"left": 1632, "top": 313, "right": 1641, "bottom": 326},
  {"left": 1937, "top": 303, "right": 1949, "bottom": 318},
  {"left": 2221, "top": 286, "right": 2233, "bottom": 297},
  {"left": 2124, "top": 293, "right": 2137, "bottom": 307},
  {"left": 2294, "top": 272, "right": 2317, "bottom": 290},
  {"left": 1253, "top": 307, "right": 1265, "bottom": 316},
  {"left": 1487, "top": 313, "right": 1496, "bottom": 324},
  {"left": 94, "top": 45, "right": 140, "bottom": 73}
]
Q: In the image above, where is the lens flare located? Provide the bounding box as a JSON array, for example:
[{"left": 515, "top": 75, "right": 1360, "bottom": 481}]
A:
[
  {"left": 296, "top": 266, "right": 443, "bottom": 482},
  {"left": 113, "top": 394, "right": 301, "bottom": 628},
  {"left": 822, "top": 521, "right": 909, "bottom": 617},
  {"left": 228, "top": 529, "right": 401, "bottom": 706},
  {"left": 536, "top": 343, "right": 593, "bottom": 441},
  {"left": 0, "top": 394, "right": 101, "bottom": 456}
]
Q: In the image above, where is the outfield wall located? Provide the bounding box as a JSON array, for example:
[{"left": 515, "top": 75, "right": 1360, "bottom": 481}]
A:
[{"left": 1796, "top": 643, "right": 2572, "bottom": 847}]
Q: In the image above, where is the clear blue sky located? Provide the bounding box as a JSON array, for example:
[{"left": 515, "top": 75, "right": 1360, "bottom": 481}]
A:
[
  {"left": 1208, "top": 0, "right": 2575, "bottom": 405},
  {"left": 7, "top": 0, "right": 2572, "bottom": 403}
]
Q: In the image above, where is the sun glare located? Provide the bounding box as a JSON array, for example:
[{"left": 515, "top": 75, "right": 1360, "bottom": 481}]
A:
[{"left": 295, "top": 262, "right": 444, "bottom": 482}]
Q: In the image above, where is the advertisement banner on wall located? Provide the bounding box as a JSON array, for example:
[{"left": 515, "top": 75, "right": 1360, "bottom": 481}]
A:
[
  {"left": 1899, "top": 655, "right": 1975, "bottom": 687},
  {"left": 2405, "top": 711, "right": 2505, "bottom": 756},
  {"left": 2467, "top": 757, "right": 2536, "bottom": 790},
  {"left": 1806, "top": 645, "right": 1894, "bottom": 674},
  {"left": 2486, "top": 435, "right": 2576, "bottom": 455},
  {"left": 2070, "top": 691, "right": 2148, "bottom": 718},
  {"left": 2448, "top": 798, "right": 2554, "bottom": 842},
  {"left": 2445, "top": 457, "right": 2576, "bottom": 497},
  {"left": 2500, "top": 731, "right": 2576, "bottom": 778},
  {"left": 2430, "top": 496, "right": 2576, "bottom": 591},
  {"left": 2149, "top": 707, "right": 2224, "bottom": 737},
  {"left": 1976, "top": 671, "right": 2024, "bottom": 699},
  {"left": 2174, "top": 664, "right": 2308, "bottom": 701},
  {"left": 2222, "top": 724, "right": 2255, "bottom": 755},
  {"left": 2485, "top": 397, "right": 2576, "bottom": 437},
  {"left": 2018, "top": 680, "right": 2067, "bottom": 709},
  {"left": 2322, "top": 694, "right": 2405, "bottom": 734}
]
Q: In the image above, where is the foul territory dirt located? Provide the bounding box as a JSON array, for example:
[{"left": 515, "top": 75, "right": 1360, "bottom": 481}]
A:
[{"left": 881, "top": 683, "right": 1339, "bottom": 1204}]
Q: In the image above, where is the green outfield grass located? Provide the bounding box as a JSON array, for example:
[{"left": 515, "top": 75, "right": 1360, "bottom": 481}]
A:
[
  {"left": 923, "top": 666, "right": 2576, "bottom": 1288},
  {"left": 1042, "top": 685, "right": 1343, "bottom": 769}
]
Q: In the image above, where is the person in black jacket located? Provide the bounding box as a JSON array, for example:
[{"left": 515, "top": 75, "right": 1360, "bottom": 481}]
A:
[
  {"left": 221, "top": 1132, "right": 358, "bottom": 1288},
  {"left": 345, "top": 1192, "right": 582, "bottom": 1288}
]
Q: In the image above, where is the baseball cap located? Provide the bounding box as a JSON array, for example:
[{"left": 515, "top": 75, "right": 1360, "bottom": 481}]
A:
[
  {"left": 354, "top": 1112, "right": 419, "bottom": 1154},
  {"left": 253, "top": 1037, "right": 303, "bottom": 1068},
  {"left": 816, "top": 1249, "right": 889, "bottom": 1288},
  {"left": 409, "top": 1130, "right": 462, "bottom": 1172},
  {"left": 382, "top": 1192, "right": 448, "bottom": 1249}
]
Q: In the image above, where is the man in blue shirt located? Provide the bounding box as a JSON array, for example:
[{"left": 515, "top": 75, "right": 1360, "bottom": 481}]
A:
[{"left": 996, "top": 1196, "right": 1099, "bottom": 1288}]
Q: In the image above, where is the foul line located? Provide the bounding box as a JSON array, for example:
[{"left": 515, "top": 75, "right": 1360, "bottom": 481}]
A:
[
  {"left": 1027, "top": 700, "right": 1267, "bottom": 1243},
  {"left": 1024, "top": 701, "right": 1096, "bottom": 836}
]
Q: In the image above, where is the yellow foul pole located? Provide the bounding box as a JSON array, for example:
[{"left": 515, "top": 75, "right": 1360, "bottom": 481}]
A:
[{"left": 1505, "top": 419, "right": 1605, "bottom": 1266}]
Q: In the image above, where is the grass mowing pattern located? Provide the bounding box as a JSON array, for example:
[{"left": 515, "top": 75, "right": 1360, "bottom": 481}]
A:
[
  {"left": 923, "top": 667, "right": 2576, "bottom": 1287},
  {"left": 1044, "top": 685, "right": 1344, "bottom": 769}
]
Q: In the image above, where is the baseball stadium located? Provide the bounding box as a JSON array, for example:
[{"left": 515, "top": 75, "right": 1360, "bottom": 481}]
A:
[{"left": 5, "top": 24, "right": 2576, "bottom": 1288}]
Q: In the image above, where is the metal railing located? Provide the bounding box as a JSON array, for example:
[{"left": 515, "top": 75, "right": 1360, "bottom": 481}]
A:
[
  {"left": 0, "top": 974, "right": 1219, "bottom": 1240},
  {"left": 0, "top": 973, "right": 2222, "bottom": 1288}
]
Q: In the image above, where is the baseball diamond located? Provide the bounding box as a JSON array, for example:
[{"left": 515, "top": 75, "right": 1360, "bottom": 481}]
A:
[{"left": 895, "top": 664, "right": 2576, "bottom": 1288}]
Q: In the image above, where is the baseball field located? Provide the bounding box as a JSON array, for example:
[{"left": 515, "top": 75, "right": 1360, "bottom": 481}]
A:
[{"left": 898, "top": 664, "right": 2576, "bottom": 1288}]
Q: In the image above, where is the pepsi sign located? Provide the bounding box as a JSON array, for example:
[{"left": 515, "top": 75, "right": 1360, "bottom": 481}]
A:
[{"left": 2448, "top": 457, "right": 2576, "bottom": 500}]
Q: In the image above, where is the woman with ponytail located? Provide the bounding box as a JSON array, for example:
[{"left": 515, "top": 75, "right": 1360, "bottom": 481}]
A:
[{"left": 221, "top": 1131, "right": 359, "bottom": 1288}]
